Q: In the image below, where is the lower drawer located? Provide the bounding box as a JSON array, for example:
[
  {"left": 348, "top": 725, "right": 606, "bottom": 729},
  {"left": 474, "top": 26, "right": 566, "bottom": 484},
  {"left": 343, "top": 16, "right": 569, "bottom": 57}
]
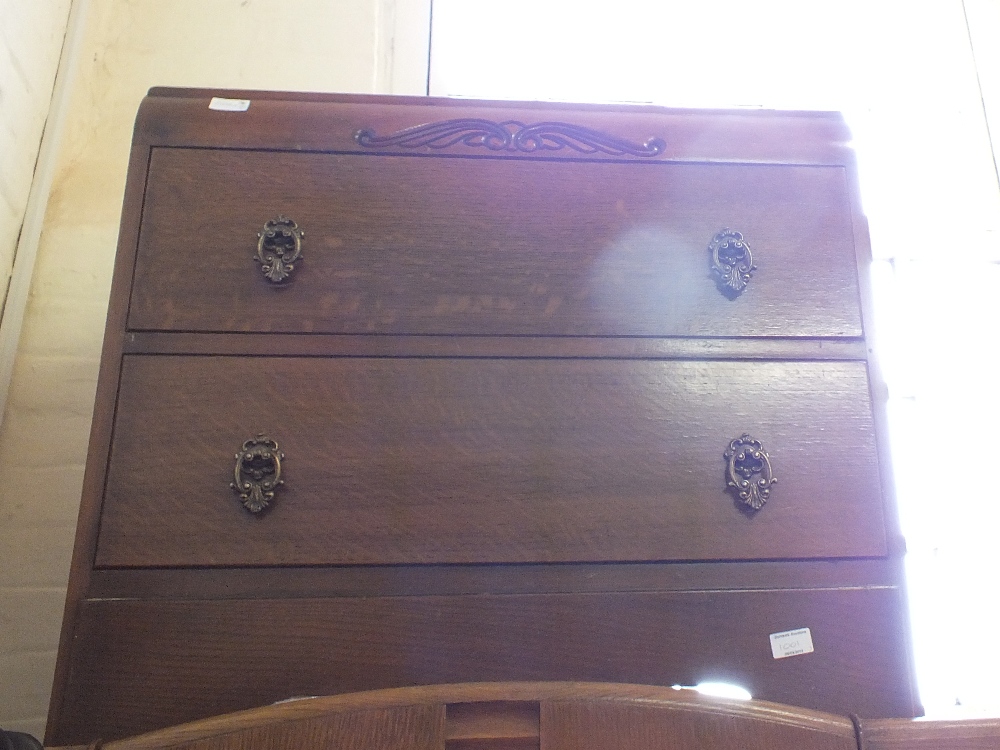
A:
[
  {"left": 49, "top": 586, "right": 917, "bottom": 743},
  {"left": 96, "top": 356, "right": 887, "bottom": 566}
]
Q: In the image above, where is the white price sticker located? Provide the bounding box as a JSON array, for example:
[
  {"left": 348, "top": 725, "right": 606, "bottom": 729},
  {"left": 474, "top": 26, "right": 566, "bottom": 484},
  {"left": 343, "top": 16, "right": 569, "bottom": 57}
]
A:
[
  {"left": 209, "top": 97, "right": 251, "bottom": 112},
  {"left": 769, "top": 627, "right": 814, "bottom": 659}
]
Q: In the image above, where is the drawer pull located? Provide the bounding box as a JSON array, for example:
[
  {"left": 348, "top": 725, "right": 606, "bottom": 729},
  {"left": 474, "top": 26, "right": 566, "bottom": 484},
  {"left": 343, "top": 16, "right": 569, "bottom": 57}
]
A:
[
  {"left": 256, "top": 216, "right": 304, "bottom": 284},
  {"left": 709, "top": 229, "right": 755, "bottom": 297},
  {"left": 725, "top": 434, "right": 776, "bottom": 511},
  {"left": 231, "top": 435, "right": 284, "bottom": 513}
]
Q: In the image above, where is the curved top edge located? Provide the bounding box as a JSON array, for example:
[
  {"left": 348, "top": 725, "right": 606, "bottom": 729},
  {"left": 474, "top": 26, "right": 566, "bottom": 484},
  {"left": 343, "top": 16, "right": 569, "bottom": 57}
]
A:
[
  {"left": 145, "top": 86, "right": 849, "bottom": 120},
  {"left": 97, "top": 681, "right": 856, "bottom": 750},
  {"left": 133, "top": 89, "right": 854, "bottom": 165}
]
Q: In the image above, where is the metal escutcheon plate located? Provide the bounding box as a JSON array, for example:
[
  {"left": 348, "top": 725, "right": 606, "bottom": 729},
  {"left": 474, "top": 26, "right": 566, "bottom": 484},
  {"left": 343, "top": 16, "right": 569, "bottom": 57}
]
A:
[
  {"left": 231, "top": 434, "right": 284, "bottom": 514},
  {"left": 724, "top": 433, "right": 776, "bottom": 511},
  {"left": 709, "top": 229, "right": 756, "bottom": 298},
  {"left": 256, "top": 216, "right": 304, "bottom": 284}
]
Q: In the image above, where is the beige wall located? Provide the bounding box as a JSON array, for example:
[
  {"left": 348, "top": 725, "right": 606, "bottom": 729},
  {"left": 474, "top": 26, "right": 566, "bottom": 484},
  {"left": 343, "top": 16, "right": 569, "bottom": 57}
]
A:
[
  {"left": 0, "top": 0, "right": 72, "bottom": 292},
  {"left": 0, "top": 0, "right": 430, "bottom": 736},
  {"left": 0, "top": 0, "right": 74, "bottom": 735}
]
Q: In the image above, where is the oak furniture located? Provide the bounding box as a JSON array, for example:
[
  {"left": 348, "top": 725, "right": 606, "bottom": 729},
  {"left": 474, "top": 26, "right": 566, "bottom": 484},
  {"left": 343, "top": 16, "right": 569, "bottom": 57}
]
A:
[
  {"left": 47, "top": 683, "right": 1000, "bottom": 750},
  {"left": 857, "top": 715, "right": 1000, "bottom": 750},
  {"left": 51, "top": 682, "right": 864, "bottom": 750},
  {"left": 47, "top": 88, "right": 917, "bottom": 745}
]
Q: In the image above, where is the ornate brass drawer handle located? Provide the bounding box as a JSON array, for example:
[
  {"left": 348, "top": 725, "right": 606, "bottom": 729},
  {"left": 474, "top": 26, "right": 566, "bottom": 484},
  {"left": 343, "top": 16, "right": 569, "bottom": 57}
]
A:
[
  {"left": 725, "top": 434, "right": 776, "bottom": 511},
  {"left": 256, "top": 216, "right": 304, "bottom": 284},
  {"left": 231, "top": 435, "right": 284, "bottom": 514},
  {"left": 709, "top": 229, "right": 755, "bottom": 298}
]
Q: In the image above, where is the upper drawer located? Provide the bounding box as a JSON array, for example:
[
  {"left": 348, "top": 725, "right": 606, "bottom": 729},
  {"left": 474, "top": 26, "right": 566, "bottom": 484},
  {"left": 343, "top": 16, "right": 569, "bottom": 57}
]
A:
[
  {"left": 127, "top": 148, "right": 863, "bottom": 337},
  {"left": 95, "top": 355, "right": 886, "bottom": 567}
]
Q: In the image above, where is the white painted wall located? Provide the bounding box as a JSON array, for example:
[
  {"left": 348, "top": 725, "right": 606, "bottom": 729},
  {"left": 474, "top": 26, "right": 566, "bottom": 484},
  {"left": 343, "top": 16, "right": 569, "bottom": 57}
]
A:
[
  {"left": 0, "top": 0, "right": 72, "bottom": 293},
  {"left": 0, "top": 0, "right": 430, "bottom": 736},
  {"left": 0, "top": 0, "right": 75, "bottom": 736}
]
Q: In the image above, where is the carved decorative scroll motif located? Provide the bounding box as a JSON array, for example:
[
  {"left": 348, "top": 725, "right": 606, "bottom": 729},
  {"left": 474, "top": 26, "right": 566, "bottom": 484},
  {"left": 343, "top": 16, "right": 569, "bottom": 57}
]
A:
[{"left": 355, "top": 119, "right": 666, "bottom": 157}]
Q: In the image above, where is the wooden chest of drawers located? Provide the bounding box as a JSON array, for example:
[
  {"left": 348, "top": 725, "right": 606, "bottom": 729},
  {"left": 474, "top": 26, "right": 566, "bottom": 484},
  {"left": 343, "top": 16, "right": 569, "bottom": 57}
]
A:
[{"left": 46, "top": 88, "right": 918, "bottom": 744}]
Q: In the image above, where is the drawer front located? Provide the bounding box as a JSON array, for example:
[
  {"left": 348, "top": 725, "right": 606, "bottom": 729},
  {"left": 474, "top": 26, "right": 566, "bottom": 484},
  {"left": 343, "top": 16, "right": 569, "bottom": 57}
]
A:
[
  {"left": 50, "top": 587, "right": 916, "bottom": 743},
  {"left": 127, "top": 148, "right": 862, "bottom": 337},
  {"left": 96, "top": 356, "right": 886, "bottom": 567}
]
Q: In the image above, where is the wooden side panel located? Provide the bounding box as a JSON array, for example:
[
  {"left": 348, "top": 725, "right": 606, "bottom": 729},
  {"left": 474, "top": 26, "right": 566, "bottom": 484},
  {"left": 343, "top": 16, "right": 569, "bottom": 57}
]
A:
[
  {"left": 127, "top": 149, "right": 861, "bottom": 337},
  {"left": 859, "top": 717, "right": 1000, "bottom": 750},
  {"left": 48, "top": 587, "right": 916, "bottom": 744},
  {"left": 95, "top": 356, "right": 886, "bottom": 566},
  {"left": 542, "top": 699, "right": 856, "bottom": 750},
  {"left": 165, "top": 706, "right": 445, "bottom": 750}
]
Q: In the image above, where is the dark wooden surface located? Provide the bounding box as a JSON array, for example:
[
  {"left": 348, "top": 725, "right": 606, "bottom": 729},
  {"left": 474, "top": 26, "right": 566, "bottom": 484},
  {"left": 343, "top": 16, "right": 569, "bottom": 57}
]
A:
[
  {"left": 129, "top": 149, "right": 861, "bottom": 337},
  {"left": 135, "top": 88, "right": 856, "bottom": 166},
  {"left": 46, "top": 90, "right": 918, "bottom": 745},
  {"left": 86, "top": 558, "right": 902, "bottom": 600},
  {"left": 96, "top": 356, "right": 885, "bottom": 566},
  {"left": 122, "top": 331, "right": 870, "bottom": 360},
  {"left": 50, "top": 588, "right": 911, "bottom": 744}
]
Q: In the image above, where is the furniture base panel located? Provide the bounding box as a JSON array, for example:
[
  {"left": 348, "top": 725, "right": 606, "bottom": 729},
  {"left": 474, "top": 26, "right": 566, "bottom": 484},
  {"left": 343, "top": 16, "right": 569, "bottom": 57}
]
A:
[{"left": 49, "top": 586, "right": 917, "bottom": 744}]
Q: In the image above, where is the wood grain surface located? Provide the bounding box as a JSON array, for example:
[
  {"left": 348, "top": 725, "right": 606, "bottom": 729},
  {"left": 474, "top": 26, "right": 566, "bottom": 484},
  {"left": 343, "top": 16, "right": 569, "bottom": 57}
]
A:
[
  {"left": 542, "top": 697, "right": 856, "bottom": 750},
  {"left": 858, "top": 716, "right": 1000, "bottom": 750},
  {"left": 85, "top": 558, "right": 902, "bottom": 600},
  {"left": 51, "top": 682, "right": 862, "bottom": 750},
  {"left": 95, "top": 356, "right": 886, "bottom": 566},
  {"left": 50, "top": 587, "right": 913, "bottom": 744},
  {"left": 46, "top": 91, "right": 914, "bottom": 747},
  {"left": 128, "top": 149, "right": 861, "bottom": 337}
]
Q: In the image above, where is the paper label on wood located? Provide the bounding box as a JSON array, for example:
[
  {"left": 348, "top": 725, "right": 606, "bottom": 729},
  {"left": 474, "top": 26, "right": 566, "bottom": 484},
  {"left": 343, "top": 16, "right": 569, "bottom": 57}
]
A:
[
  {"left": 209, "top": 97, "right": 251, "bottom": 112},
  {"left": 769, "top": 627, "right": 814, "bottom": 659}
]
